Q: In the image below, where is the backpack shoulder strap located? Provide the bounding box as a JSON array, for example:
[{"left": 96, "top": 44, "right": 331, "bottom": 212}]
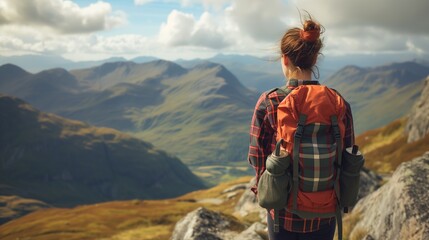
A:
[{"left": 267, "top": 86, "right": 292, "bottom": 97}]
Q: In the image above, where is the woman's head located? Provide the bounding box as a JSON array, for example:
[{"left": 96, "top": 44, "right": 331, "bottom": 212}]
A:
[{"left": 280, "top": 14, "right": 324, "bottom": 78}]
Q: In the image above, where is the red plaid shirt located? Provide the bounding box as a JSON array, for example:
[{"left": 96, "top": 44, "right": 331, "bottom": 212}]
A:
[{"left": 247, "top": 80, "right": 355, "bottom": 233}]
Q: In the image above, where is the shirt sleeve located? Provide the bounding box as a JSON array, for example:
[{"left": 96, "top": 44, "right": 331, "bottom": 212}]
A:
[{"left": 247, "top": 93, "right": 275, "bottom": 194}]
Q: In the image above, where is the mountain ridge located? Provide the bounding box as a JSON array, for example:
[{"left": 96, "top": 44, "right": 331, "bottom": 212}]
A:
[
  {"left": 324, "top": 61, "right": 429, "bottom": 133},
  {"left": 0, "top": 94, "right": 206, "bottom": 207}
]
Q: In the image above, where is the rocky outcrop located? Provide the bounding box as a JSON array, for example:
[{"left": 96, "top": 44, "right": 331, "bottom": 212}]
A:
[
  {"left": 170, "top": 207, "right": 265, "bottom": 240},
  {"left": 349, "top": 152, "right": 429, "bottom": 240},
  {"left": 234, "top": 178, "right": 267, "bottom": 222},
  {"left": 406, "top": 76, "right": 429, "bottom": 143}
]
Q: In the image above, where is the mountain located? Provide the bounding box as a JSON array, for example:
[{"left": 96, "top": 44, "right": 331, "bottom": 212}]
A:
[
  {"left": 70, "top": 60, "right": 187, "bottom": 90},
  {"left": 0, "top": 65, "right": 84, "bottom": 114},
  {"left": 69, "top": 61, "right": 257, "bottom": 168},
  {"left": 177, "top": 54, "right": 286, "bottom": 93},
  {"left": 0, "top": 61, "right": 258, "bottom": 184},
  {"left": 0, "top": 95, "right": 205, "bottom": 207},
  {"left": 0, "top": 54, "right": 127, "bottom": 73},
  {"left": 324, "top": 61, "right": 429, "bottom": 134},
  {"left": 356, "top": 75, "right": 429, "bottom": 173}
]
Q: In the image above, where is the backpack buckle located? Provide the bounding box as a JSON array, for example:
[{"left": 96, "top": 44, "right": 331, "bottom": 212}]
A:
[{"left": 294, "top": 127, "right": 303, "bottom": 139}]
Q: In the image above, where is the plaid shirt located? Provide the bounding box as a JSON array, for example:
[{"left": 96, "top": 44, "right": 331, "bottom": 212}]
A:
[{"left": 247, "top": 80, "right": 355, "bottom": 233}]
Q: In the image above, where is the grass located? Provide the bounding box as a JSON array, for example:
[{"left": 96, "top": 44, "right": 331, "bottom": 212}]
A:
[
  {"left": 0, "top": 177, "right": 253, "bottom": 240},
  {"left": 356, "top": 117, "right": 429, "bottom": 173},
  {"left": 191, "top": 165, "right": 253, "bottom": 186}
]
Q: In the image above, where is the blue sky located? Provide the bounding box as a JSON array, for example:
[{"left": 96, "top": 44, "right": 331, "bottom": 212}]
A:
[{"left": 0, "top": 0, "right": 428, "bottom": 62}]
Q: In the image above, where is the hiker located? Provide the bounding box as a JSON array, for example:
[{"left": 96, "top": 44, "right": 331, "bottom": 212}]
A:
[{"left": 247, "top": 14, "right": 356, "bottom": 240}]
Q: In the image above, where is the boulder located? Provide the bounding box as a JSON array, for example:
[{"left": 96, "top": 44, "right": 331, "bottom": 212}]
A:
[
  {"left": 171, "top": 207, "right": 242, "bottom": 240},
  {"left": 349, "top": 152, "right": 429, "bottom": 240},
  {"left": 406, "top": 76, "right": 429, "bottom": 143},
  {"left": 170, "top": 207, "right": 266, "bottom": 240},
  {"left": 358, "top": 167, "right": 382, "bottom": 201}
]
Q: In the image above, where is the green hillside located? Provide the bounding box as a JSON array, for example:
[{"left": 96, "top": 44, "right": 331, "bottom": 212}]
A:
[
  {"left": 0, "top": 61, "right": 258, "bottom": 171},
  {"left": 324, "top": 61, "right": 429, "bottom": 134},
  {"left": 0, "top": 95, "right": 205, "bottom": 207}
]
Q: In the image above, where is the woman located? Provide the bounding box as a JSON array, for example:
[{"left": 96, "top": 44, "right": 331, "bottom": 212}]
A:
[{"left": 247, "top": 15, "right": 355, "bottom": 240}]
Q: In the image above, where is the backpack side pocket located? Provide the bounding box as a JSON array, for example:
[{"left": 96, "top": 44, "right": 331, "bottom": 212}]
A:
[
  {"left": 340, "top": 146, "right": 365, "bottom": 207},
  {"left": 257, "top": 150, "right": 291, "bottom": 210}
]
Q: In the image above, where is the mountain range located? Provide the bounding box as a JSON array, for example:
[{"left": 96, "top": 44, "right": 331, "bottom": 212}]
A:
[
  {"left": 0, "top": 95, "right": 205, "bottom": 207},
  {"left": 0, "top": 61, "right": 258, "bottom": 171},
  {"left": 324, "top": 61, "right": 429, "bottom": 134},
  {"left": 1, "top": 59, "right": 428, "bottom": 184}
]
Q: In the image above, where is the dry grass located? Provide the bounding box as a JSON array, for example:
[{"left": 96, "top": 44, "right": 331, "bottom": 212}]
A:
[
  {"left": 0, "top": 177, "right": 253, "bottom": 240},
  {"left": 356, "top": 118, "right": 429, "bottom": 173},
  {"left": 335, "top": 210, "right": 367, "bottom": 240}
]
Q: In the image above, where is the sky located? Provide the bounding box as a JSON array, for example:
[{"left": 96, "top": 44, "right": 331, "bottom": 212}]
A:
[{"left": 0, "top": 0, "right": 428, "bottom": 61}]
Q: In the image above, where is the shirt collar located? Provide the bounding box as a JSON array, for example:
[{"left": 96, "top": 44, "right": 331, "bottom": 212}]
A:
[{"left": 288, "top": 79, "right": 320, "bottom": 87}]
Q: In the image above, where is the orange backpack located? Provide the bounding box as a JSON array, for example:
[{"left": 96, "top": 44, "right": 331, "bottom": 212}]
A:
[{"left": 277, "top": 83, "right": 347, "bottom": 238}]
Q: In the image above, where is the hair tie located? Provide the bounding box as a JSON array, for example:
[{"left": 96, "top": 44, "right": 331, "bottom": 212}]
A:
[{"left": 300, "top": 29, "right": 320, "bottom": 42}]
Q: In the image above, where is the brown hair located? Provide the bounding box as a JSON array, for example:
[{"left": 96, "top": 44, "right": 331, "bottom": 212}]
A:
[{"left": 280, "top": 14, "right": 324, "bottom": 75}]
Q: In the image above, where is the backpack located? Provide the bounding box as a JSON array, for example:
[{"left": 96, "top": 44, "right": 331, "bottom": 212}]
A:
[{"left": 257, "top": 81, "right": 364, "bottom": 240}]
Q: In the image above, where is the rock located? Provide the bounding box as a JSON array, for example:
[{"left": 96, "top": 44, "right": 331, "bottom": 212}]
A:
[
  {"left": 406, "top": 76, "right": 429, "bottom": 143},
  {"left": 170, "top": 207, "right": 243, "bottom": 240},
  {"left": 222, "top": 184, "right": 247, "bottom": 194},
  {"left": 358, "top": 167, "right": 382, "bottom": 201},
  {"left": 233, "top": 222, "right": 266, "bottom": 240},
  {"left": 234, "top": 178, "right": 267, "bottom": 222},
  {"left": 349, "top": 151, "right": 429, "bottom": 240},
  {"left": 171, "top": 207, "right": 267, "bottom": 240}
]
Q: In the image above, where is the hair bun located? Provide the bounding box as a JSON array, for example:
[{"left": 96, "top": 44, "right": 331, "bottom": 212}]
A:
[{"left": 300, "top": 20, "right": 321, "bottom": 42}]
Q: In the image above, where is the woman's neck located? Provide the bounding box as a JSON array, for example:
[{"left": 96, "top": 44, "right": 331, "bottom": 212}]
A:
[{"left": 287, "top": 70, "right": 312, "bottom": 81}]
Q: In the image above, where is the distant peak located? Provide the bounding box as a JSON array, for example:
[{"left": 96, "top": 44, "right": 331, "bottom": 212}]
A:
[
  {"left": 340, "top": 65, "right": 365, "bottom": 72},
  {"left": 0, "top": 94, "right": 32, "bottom": 111},
  {"left": 192, "top": 61, "right": 222, "bottom": 70},
  {"left": 145, "top": 59, "right": 187, "bottom": 76},
  {"left": 92, "top": 61, "right": 136, "bottom": 76},
  {"left": 0, "top": 63, "right": 30, "bottom": 79},
  {"left": 35, "top": 67, "right": 75, "bottom": 79},
  {"left": 375, "top": 61, "right": 426, "bottom": 71},
  {"left": 99, "top": 61, "right": 135, "bottom": 69}
]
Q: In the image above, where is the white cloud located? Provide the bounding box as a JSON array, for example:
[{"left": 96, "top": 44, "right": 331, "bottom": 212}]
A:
[
  {"left": 134, "top": 0, "right": 153, "bottom": 6},
  {"left": 0, "top": 0, "right": 126, "bottom": 34},
  {"left": 158, "top": 0, "right": 291, "bottom": 49},
  {"left": 294, "top": 0, "right": 429, "bottom": 35},
  {"left": 225, "top": 0, "right": 288, "bottom": 41},
  {"left": 181, "top": 0, "right": 230, "bottom": 10},
  {"left": 159, "top": 10, "right": 232, "bottom": 49}
]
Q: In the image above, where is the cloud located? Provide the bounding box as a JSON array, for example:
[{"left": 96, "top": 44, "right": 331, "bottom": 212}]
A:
[
  {"left": 181, "top": 0, "right": 230, "bottom": 10},
  {"left": 0, "top": 0, "right": 126, "bottom": 34},
  {"left": 158, "top": 0, "right": 291, "bottom": 49},
  {"left": 294, "top": 0, "right": 429, "bottom": 35},
  {"left": 159, "top": 10, "right": 232, "bottom": 49},
  {"left": 0, "top": 25, "right": 154, "bottom": 59},
  {"left": 225, "top": 0, "right": 288, "bottom": 42},
  {"left": 134, "top": 0, "right": 153, "bottom": 6}
]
